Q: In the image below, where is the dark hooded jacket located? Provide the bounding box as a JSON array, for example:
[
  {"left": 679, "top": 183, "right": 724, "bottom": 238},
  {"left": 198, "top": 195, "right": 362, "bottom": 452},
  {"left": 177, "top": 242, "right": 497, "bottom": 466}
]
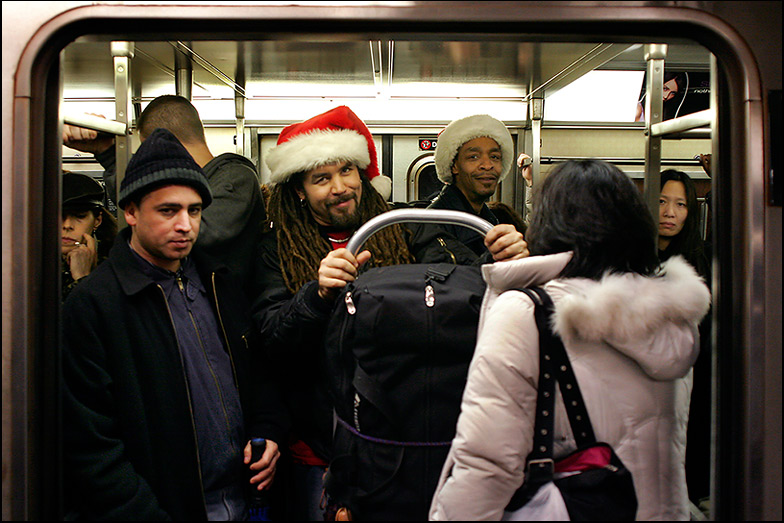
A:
[{"left": 198, "top": 153, "right": 267, "bottom": 290}]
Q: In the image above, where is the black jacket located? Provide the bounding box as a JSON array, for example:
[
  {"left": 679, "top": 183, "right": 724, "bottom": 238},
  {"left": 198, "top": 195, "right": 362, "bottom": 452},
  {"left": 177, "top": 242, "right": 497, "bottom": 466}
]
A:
[
  {"left": 427, "top": 183, "right": 498, "bottom": 260},
  {"left": 199, "top": 153, "right": 267, "bottom": 293},
  {"left": 62, "top": 228, "right": 289, "bottom": 520}
]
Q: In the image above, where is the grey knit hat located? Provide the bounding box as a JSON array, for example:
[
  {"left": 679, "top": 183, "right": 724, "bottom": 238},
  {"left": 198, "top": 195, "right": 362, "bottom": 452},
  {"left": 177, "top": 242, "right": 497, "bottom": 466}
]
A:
[{"left": 119, "top": 127, "right": 212, "bottom": 209}]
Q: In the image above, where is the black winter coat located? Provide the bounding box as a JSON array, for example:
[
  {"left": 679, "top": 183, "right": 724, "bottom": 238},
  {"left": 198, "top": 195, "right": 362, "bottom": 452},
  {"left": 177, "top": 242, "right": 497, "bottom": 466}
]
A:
[
  {"left": 427, "top": 183, "right": 499, "bottom": 259},
  {"left": 62, "top": 228, "right": 289, "bottom": 520}
]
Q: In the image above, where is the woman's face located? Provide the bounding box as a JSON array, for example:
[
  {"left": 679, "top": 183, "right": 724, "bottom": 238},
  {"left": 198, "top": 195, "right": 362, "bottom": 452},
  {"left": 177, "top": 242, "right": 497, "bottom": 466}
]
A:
[
  {"left": 659, "top": 180, "right": 688, "bottom": 239},
  {"left": 62, "top": 208, "right": 101, "bottom": 255},
  {"left": 662, "top": 77, "right": 680, "bottom": 101}
]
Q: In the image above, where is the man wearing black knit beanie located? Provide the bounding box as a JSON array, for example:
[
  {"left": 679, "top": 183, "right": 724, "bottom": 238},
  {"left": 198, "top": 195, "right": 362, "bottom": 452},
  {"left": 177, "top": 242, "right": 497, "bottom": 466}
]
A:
[{"left": 61, "top": 127, "right": 289, "bottom": 520}]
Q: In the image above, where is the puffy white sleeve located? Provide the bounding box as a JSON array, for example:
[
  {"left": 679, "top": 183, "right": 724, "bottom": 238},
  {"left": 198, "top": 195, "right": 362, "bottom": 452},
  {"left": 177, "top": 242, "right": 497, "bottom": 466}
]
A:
[{"left": 429, "top": 291, "right": 540, "bottom": 521}]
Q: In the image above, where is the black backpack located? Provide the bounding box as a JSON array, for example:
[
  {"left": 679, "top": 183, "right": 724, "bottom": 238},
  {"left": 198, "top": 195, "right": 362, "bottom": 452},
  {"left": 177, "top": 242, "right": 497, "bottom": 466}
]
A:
[{"left": 323, "top": 209, "right": 492, "bottom": 521}]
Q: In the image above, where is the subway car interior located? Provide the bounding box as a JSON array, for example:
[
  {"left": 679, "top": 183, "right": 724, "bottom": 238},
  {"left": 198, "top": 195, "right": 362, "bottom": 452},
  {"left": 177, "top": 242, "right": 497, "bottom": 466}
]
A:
[{"left": 3, "top": 1, "right": 781, "bottom": 520}]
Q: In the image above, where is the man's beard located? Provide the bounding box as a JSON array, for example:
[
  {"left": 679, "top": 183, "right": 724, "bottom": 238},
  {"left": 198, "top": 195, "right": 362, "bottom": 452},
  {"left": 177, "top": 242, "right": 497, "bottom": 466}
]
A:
[{"left": 327, "top": 194, "right": 362, "bottom": 229}]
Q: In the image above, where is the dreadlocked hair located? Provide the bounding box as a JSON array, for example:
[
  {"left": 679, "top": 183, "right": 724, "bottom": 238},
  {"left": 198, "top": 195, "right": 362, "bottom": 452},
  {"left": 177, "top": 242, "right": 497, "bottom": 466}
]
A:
[{"left": 268, "top": 173, "right": 413, "bottom": 294}]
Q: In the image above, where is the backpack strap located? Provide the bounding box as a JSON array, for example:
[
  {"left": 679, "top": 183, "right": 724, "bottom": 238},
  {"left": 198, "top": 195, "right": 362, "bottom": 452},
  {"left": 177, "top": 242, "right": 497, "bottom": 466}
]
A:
[{"left": 352, "top": 361, "right": 400, "bottom": 429}]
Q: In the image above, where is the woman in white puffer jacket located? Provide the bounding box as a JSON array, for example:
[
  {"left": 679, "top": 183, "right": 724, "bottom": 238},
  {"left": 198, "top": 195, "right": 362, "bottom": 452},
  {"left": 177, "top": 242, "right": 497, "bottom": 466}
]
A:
[{"left": 429, "top": 160, "right": 711, "bottom": 521}]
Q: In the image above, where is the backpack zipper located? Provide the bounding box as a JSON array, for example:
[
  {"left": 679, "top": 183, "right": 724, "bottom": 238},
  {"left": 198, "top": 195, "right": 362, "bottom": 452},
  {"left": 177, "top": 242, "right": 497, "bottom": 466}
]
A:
[{"left": 345, "top": 291, "right": 356, "bottom": 315}]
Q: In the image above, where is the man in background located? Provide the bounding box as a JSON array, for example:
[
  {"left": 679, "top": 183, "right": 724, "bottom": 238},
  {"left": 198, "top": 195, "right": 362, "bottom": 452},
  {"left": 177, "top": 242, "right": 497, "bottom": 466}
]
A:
[
  {"left": 63, "top": 95, "right": 266, "bottom": 292},
  {"left": 429, "top": 114, "right": 524, "bottom": 257}
]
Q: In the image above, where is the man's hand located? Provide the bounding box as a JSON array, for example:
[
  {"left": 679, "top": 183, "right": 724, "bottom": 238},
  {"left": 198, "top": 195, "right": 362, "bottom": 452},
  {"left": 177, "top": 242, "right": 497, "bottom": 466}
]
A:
[
  {"left": 517, "top": 153, "right": 533, "bottom": 187},
  {"left": 317, "top": 248, "right": 372, "bottom": 301},
  {"left": 65, "top": 233, "right": 98, "bottom": 280},
  {"left": 63, "top": 116, "right": 115, "bottom": 155},
  {"left": 244, "top": 439, "right": 281, "bottom": 491},
  {"left": 484, "top": 223, "right": 529, "bottom": 262}
]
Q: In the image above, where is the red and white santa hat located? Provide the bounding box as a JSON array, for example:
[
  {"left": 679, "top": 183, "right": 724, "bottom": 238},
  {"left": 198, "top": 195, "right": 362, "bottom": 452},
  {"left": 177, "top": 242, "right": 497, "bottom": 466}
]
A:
[
  {"left": 434, "top": 114, "right": 515, "bottom": 185},
  {"left": 265, "top": 105, "right": 392, "bottom": 200}
]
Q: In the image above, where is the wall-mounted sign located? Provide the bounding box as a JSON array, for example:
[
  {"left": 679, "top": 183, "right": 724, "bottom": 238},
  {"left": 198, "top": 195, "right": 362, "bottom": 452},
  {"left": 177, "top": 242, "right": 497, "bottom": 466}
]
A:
[{"left": 419, "top": 138, "right": 438, "bottom": 151}]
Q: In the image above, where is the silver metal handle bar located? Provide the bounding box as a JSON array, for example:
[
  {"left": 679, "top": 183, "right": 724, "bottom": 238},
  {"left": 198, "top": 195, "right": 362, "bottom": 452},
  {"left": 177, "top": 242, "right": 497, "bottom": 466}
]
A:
[
  {"left": 63, "top": 113, "right": 128, "bottom": 136},
  {"left": 346, "top": 209, "right": 494, "bottom": 255}
]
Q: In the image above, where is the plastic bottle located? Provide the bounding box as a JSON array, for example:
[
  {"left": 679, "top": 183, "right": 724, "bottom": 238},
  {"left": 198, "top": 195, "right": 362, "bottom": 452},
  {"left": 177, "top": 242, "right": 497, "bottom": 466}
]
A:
[{"left": 248, "top": 438, "right": 271, "bottom": 521}]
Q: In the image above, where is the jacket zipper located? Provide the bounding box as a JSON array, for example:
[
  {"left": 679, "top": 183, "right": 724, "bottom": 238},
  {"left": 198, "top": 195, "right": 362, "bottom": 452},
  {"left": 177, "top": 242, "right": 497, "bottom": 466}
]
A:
[
  {"left": 157, "top": 284, "right": 208, "bottom": 514},
  {"left": 178, "top": 275, "right": 238, "bottom": 456},
  {"left": 424, "top": 275, "right": 433, "bottom": 444},
  {"left": 210, "top": 273, "right": 240, "bottom": 388},
  {"left": 436, "top": 237, "right": 457, "bottom": 264}
]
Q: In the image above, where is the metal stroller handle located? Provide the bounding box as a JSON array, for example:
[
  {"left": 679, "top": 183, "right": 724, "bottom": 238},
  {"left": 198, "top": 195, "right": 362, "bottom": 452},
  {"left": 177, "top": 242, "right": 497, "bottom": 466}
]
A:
[{"left": 346, "top": 209, "right": 494, "bottom": 255}]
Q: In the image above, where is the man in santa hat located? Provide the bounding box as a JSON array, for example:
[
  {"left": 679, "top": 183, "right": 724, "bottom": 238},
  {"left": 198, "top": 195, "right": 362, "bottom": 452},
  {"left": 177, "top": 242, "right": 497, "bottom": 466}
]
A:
[
  {"left": 251, "top": 105, "right": 527, "bottom": 519},
  {"left": 429, "top": 114, "right": 526, "bottom": 256}
]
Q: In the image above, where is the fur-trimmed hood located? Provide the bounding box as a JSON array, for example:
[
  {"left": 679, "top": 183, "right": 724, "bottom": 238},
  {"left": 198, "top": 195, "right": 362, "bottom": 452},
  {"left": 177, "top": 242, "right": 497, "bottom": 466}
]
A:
[
  {"left": 551, "top": 255, "right": 710, "bottom": 344},
  {"left": 481, "top": 251, "right": 711, "bottom": 379}
]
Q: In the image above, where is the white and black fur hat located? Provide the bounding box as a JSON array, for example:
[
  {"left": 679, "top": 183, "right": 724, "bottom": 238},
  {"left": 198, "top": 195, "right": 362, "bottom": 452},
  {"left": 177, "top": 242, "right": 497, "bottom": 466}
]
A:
[{"left": 434, "top": 114, "right": 514, "bottom": 184}]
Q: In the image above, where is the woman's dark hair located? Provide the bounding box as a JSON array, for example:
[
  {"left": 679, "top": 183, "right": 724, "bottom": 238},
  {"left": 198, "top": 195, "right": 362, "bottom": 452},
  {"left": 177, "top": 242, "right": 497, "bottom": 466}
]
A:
[
  {"left": 526, "top": 160, "right": 659, "bottom": 280},
  {"left": 659, "top": 169, "right": 709, "bottom": 277},
  {"left": 94, "top": 208, "right": 118, "bottom": 258},
  {"left": 662, "top": 71, "right": 688, "bottom": 120}
]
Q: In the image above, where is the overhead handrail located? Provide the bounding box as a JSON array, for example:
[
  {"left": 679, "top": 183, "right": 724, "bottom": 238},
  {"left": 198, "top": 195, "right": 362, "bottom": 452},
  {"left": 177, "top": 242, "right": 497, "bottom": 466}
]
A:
[
  {"left": 539, "top": 156, "right": 705, "bottom": 165},
  {"left": 650, "top": 109, "right": 713, "bottom": 138},
  {"left": 63, "top": 113, "right": 127, "bottom": 136}
]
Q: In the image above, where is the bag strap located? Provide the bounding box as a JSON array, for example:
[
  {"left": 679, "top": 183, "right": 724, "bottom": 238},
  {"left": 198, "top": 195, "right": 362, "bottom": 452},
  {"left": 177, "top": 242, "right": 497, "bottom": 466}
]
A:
[
  {"left": 519, "top": 288, "right": 558, "bottom": 485},
  {"left": 352, "top": 362, "right": 400, "bottom": 429},
  {"left": 519, "top": 287, "right": 597, "bottom": 484},
  {"left": 530, "top": 287, "right": 597, "bottom": 445}
]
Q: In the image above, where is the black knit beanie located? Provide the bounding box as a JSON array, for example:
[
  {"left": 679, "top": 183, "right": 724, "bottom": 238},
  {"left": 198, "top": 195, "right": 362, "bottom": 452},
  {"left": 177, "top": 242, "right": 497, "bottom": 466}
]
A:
[{"left": 119, "top": 127, "right": 212, "bottom": 209}]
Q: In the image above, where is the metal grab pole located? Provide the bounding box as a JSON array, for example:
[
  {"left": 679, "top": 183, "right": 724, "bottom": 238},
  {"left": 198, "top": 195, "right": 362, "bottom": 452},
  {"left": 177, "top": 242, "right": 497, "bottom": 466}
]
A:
[
  {"left": 112, "top": 41, "right": 134, "bottom": 227},
  {"left": 643, "top": 44, "right": 667, "bottom": 226}
]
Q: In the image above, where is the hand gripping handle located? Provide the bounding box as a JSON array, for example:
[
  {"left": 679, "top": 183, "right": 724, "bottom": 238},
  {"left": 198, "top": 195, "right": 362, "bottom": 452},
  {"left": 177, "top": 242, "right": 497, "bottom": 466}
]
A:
[{"left": 345, "top": 209, "right": 494, "bottom": 255}]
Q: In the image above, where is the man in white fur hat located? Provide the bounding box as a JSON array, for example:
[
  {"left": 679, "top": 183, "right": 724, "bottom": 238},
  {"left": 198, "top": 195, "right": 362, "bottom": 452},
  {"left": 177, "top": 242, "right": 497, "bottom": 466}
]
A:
[{"left": 430, "top": 114, "right": 527, "bottom": 257}]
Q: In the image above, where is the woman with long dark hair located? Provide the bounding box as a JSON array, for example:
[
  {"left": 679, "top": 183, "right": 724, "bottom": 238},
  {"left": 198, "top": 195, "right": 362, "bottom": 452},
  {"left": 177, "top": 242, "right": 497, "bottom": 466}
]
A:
[
  {"left": 658, "top": 168, "right": 712, "bottom": 509},
  {"left": 658, "top": 169, "right": 710, "bottom": 280},
  {"left": 429, "top": 160, "right": 710, "bottom": 520},
  {"left": 636, "top": 71, "right": 688, "bottom": 122}
]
